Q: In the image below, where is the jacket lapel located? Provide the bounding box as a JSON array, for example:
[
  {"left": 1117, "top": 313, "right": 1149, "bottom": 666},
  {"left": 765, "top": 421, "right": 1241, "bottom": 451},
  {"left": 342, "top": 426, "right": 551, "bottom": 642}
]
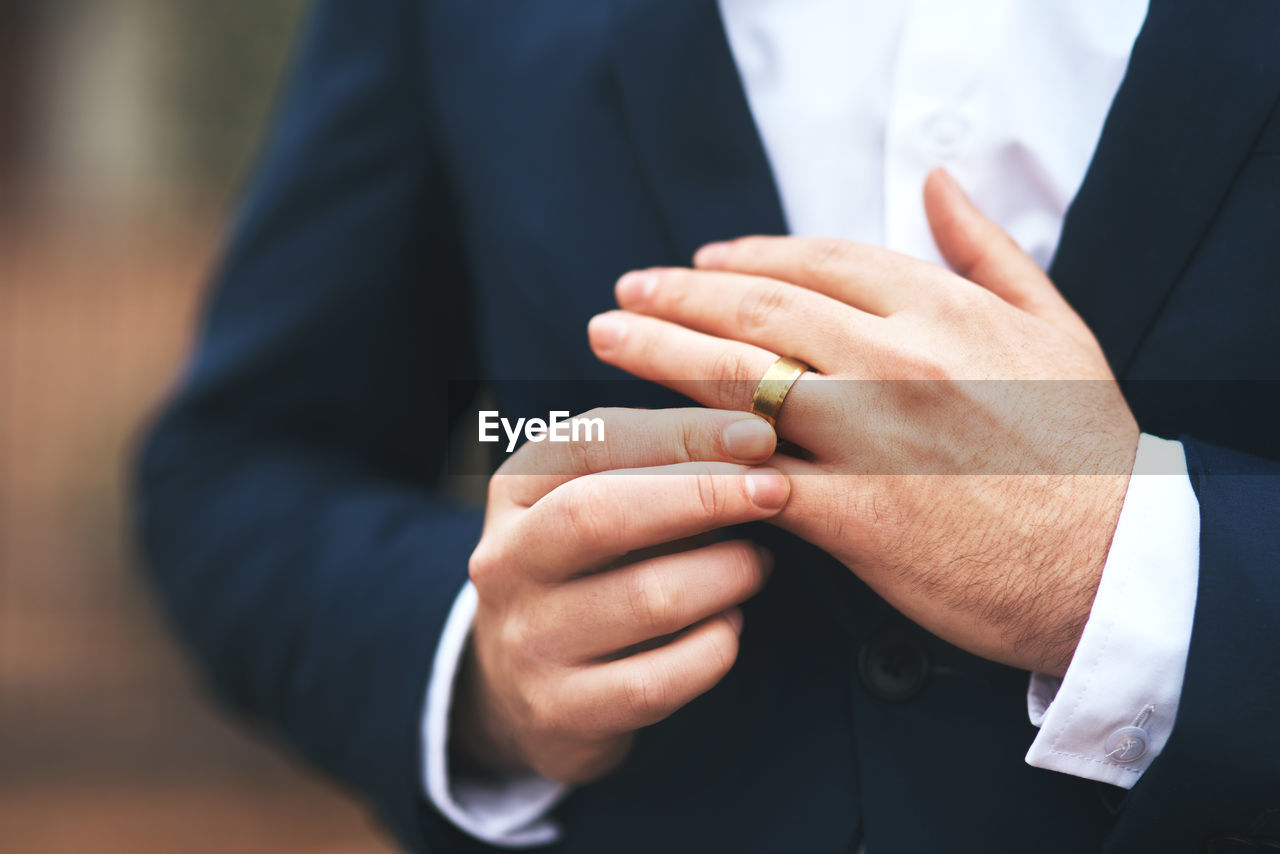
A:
[
  {"left": 609, "top": 0, "right": 788, "bottom": 263},
  {"left": 1049, "top": 0, "right": 1280, "bottom": 376}
]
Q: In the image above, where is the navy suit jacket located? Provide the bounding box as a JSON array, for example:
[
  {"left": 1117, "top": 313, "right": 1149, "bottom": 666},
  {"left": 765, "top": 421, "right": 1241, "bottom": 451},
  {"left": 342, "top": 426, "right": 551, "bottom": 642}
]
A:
[{"left": 135, "top": 0, "right": 1280, "bottom": 851}]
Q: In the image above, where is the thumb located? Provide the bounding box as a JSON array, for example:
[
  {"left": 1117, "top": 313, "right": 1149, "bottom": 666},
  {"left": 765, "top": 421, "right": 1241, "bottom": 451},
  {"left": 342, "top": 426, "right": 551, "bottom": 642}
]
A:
[{"left": 924, "top": 167, "right": 1074, "bottom": 325}]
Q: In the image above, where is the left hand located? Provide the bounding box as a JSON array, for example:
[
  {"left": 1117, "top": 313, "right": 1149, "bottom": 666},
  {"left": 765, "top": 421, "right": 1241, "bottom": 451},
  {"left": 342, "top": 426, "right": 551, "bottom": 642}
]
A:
[{"left": 588, "top": 169, "right": 1140, "bottom": 676}]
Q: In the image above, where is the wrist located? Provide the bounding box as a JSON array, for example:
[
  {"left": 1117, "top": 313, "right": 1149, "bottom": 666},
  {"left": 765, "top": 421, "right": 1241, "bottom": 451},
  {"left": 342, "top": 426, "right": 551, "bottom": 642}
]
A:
[
  {"left": 1039, "top": 432, "right": 1138, "bottom": 674},
  {"left": 449, "top": 637, "right": 530, "bottom": 779},
  {"left": 1047, "top": 477, "right": 1130, "bottom": 677}
]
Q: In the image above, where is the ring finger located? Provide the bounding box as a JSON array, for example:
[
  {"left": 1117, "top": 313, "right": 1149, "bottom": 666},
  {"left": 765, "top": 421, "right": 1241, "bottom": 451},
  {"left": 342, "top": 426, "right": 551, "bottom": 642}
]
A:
[{"left": 588, "top": 309, "right": 833, "bottom": 450}]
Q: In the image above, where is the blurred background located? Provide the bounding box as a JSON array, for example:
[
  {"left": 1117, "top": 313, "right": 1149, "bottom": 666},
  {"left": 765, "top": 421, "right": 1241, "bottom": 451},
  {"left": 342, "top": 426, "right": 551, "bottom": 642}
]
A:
[{"left": 0, "top": 1, "right": 398, "bottom": 851}]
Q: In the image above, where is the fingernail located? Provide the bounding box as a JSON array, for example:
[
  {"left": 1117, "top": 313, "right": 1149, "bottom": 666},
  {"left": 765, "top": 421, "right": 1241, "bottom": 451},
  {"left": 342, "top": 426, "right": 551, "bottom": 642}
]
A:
[
  {"left": 588, "top": 313, "right": 628, "bottom": 350},
  {"left": 724, "top": 608, "right": 745, "bottom": 635},
  {"left": 744, "top": 467, "right": 789, "bottom": 509},
  {"left": 695, "top": 242, "right": 729, "bottom": 267},
  {"left": 722, "top": 417, "right": 776, "bottom": 461},
  {"left": 616, "top": 271, "right": 659, "bottom": 305},
  {"left": 934, "top": 167, "right": 968, "bottom": 200}
]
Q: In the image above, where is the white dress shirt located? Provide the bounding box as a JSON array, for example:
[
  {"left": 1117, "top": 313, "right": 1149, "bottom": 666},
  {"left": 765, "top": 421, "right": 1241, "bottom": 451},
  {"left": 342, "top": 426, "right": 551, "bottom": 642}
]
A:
[{"left": 422, "top": 0, "right": 1202, "bottom": 847}]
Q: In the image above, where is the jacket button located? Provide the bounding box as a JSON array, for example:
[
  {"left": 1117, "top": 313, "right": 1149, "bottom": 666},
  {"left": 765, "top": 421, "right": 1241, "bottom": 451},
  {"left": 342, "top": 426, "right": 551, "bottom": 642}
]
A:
[{"left": 858, "top": 626, "right": 930, "bottom": 702}]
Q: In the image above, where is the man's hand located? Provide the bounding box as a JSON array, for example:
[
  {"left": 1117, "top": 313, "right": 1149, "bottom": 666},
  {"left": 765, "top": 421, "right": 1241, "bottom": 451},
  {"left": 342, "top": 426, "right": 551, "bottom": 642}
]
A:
[
  {"left": 588, "top": 169, "right": 1140, "bottom": 676},
  {"left": 454, "top": 408, "right": 789, "bottom": 784}
]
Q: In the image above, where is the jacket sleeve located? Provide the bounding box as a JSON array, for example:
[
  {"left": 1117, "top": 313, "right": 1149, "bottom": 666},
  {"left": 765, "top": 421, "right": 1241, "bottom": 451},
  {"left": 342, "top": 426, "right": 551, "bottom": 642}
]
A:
[
  {"left": 1104, "top": 437, "right": 1280, "bottom": 852},
  {"left": 132, "top": 1, "right": 485, "bottom": 850}
]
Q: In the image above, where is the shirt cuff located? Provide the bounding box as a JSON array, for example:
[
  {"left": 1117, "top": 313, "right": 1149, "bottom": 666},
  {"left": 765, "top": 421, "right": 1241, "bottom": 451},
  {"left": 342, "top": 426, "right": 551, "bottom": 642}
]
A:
[
  {"left": 422, "top": 581, "right": 568, "bottom": 847},
  {"left": 1025, "top": 433, "right": 1200, "bottom": 789}
]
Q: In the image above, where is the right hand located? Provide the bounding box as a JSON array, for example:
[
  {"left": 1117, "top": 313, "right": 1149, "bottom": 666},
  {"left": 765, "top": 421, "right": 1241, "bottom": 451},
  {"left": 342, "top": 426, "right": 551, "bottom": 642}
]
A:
[{"left": 453, "top": 407, "right": 790, "bottom": 784}]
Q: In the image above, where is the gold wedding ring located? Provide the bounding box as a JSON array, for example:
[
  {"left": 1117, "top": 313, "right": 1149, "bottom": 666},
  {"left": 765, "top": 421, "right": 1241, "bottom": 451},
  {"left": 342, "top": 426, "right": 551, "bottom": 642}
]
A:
[{"left": 749, "top": 357, "right": 809, "bottom": 426}]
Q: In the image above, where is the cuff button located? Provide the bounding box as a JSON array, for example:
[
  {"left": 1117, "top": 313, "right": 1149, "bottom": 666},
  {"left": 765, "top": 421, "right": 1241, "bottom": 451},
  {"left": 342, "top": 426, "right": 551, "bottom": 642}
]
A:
[{"left": 1103, "top": 726, "right": 1149, "bottom": 763}]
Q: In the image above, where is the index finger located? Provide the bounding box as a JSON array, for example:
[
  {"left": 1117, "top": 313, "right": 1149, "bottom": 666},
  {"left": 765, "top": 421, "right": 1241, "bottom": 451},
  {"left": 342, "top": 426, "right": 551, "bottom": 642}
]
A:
[
  {"left": 495, "top": 407, "right": 778, "bottom": 507},
  {"left": 509, "top": 461, "right": 788, "bottom": 581}
]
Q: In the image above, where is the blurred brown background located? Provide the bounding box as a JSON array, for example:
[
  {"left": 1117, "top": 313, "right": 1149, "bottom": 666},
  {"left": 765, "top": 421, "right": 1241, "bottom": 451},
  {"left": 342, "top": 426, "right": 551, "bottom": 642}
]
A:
[{"left": 0, "top": 2, "right": 398, "bottom": 851}]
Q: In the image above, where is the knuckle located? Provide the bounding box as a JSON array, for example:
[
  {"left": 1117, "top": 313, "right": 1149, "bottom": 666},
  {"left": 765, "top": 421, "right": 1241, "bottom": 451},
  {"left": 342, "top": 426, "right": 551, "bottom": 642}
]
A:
[
  {"left": 623, "top": 667, "right": 670, "bottom": 720},
  {"left": 562, "top": 479, "right": 616, "bottom": 549},
  {"left": 524, "top": 685, "right": 564, "bottom": 735},
  {"left": 709, "top": 348, "right": 754, "bottom": 388},
  {"left": 627, "top": 568, "right": 680, "bottom": 630},
  {"left": 468, "top": 541, "right": 501, "bottom": 590},
  {"left": 736, "top": 284, "right": 787, "bottom": 332},
  {"left": 498, "top": 611, "right": 531, "bottom": 654},
  {"left": 673, "top": 414, "right": 702, "bottom": 464},
  {"left": 805, "top": 238, "right": 850, "bottom": 279},
  {"left": 568, "top": 478, "right": 635, "bottom": 557},
  {"left": 920, "top": 357, "right": 953, "bottom": 383},
  {"left": 693, "top": 470, "right": 728, "bottom": 520},
  {"left": 931, "top": 282, "right": 981, "bottom": 319},
  {"left": 567, "top": 428, "right": 611, "bottom": 473},
  {"left": 893, "top": 345, "right": 952, "bottom": 382},
  {"left": 569, "top": 408, "right": 631, "bottom": 472}
]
